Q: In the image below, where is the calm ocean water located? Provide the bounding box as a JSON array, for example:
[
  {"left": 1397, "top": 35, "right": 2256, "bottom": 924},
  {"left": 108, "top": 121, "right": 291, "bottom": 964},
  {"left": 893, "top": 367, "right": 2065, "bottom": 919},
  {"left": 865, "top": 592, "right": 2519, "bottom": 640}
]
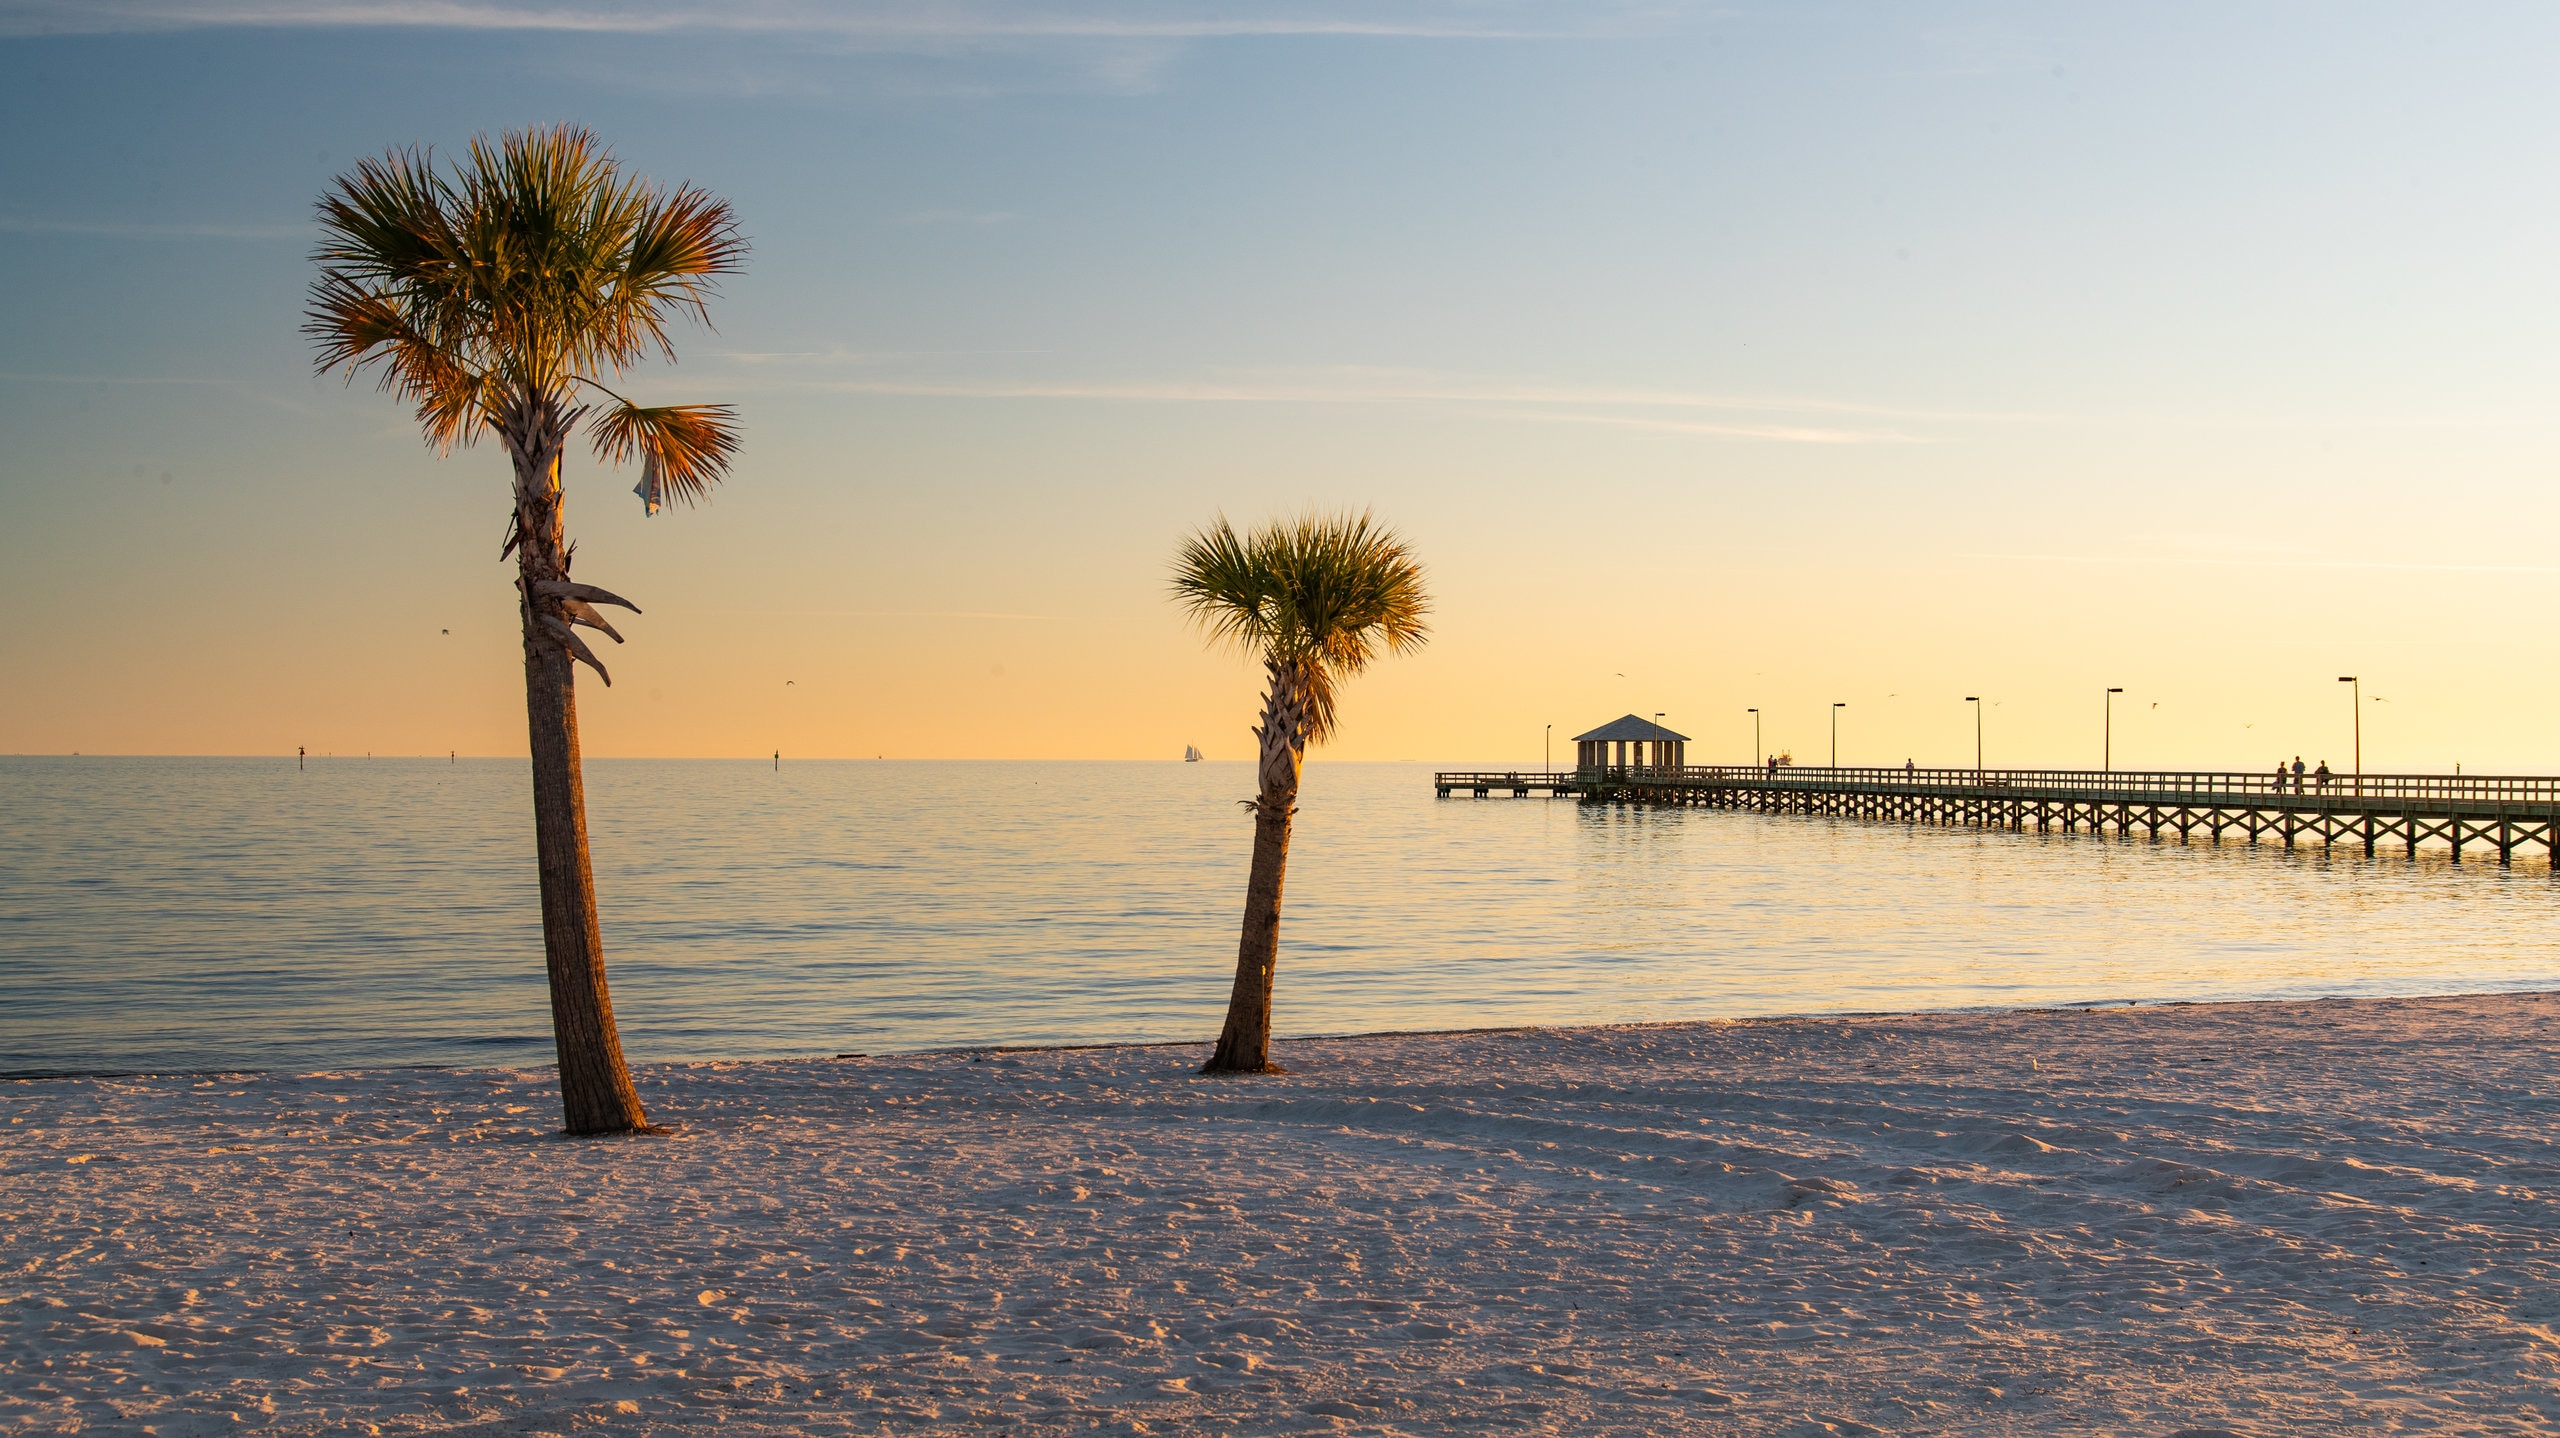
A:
[{"left": 3, "top": 756, "right": 2556, "bottom": 1074}]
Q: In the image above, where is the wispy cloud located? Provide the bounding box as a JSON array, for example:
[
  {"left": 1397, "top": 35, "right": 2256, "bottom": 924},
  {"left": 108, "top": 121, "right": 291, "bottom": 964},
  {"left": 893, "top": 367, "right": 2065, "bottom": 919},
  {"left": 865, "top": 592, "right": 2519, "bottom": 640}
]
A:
[
  {"left": 1491, "top": 408, "right": 1916, "bottom": 446},
  {"left": 707, "top": 362, "right": 2011, "bottom": 443},
  {"left": 0, "top": 0, "right": 1643, "bottom": 40},
  {"left": 0, "top": 370, "right": 315, "bottom": 413},
  {"left": 0, "top": 216, "right": 307, "bottom": 240},
  {"left": 1967, "top": 552, "right": 2560, "bottom": 576}
]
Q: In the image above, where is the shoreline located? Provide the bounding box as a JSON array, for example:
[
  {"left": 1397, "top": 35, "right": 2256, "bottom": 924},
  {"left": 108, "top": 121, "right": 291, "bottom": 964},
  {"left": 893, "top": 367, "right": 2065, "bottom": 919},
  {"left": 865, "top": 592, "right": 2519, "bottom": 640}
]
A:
[{"left": 10, "top": 983, "right": 2556, "bottom": 1085}]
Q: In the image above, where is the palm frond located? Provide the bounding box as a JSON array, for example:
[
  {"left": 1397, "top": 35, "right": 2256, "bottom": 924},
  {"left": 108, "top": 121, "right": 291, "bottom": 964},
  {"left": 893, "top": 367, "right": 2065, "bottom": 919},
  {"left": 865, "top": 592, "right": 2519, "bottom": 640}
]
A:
[
  {"left": 1170, "top": 517, "right": 1277, "bottom": 650},
  {"left": 307, "top": 124, "right": 749, "bottom": 474},
  {"left": 607, "top": 183, "right": 748, "bottom": 363},
  {"left": 309, "top": 146, "right": 459, "bottom": 285},
  {"left": 591, "top": 401, "right": 741, "bottom": 509},
  {"left": 1169, "top": 510, "right": 1432, "bottom": 746},
  {"left": 304, "top": 271, "right": 490, "bottom": 451}
]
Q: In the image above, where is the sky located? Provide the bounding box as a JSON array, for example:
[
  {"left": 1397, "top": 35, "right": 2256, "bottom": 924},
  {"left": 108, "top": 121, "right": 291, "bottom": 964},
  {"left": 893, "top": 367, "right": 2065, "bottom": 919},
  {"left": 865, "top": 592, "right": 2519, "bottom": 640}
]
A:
[{"left": 6, "top": 1, "right": 2560, "bottom": 769}]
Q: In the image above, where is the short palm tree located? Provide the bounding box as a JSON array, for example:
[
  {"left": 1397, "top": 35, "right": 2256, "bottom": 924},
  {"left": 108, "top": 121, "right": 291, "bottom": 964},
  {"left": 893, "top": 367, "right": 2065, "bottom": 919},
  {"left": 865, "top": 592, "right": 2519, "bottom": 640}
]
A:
[
  {"left": 305, "top": 126, "right": 746, "bottom": 1134},
  {"left": 1171, "top": 512, "right": 1430, "bottom": 1074}
]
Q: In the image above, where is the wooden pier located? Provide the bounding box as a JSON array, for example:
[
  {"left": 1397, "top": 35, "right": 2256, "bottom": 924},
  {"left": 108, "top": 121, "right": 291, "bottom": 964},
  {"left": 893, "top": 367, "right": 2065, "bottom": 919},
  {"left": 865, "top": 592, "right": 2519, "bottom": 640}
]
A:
[{"left": 1431, "top": 765, "right": 2560, "bottom": 867}]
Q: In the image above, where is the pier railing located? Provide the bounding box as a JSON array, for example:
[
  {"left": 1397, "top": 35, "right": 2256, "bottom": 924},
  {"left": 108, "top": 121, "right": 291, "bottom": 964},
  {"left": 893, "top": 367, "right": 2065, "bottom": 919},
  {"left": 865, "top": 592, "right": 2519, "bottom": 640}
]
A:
[
  {"left": 1432, "top": 765, "right": 2560, "bottom": 806},
  {"left": 1431, "top": 763, "right": 2560, "bottom": 862}
]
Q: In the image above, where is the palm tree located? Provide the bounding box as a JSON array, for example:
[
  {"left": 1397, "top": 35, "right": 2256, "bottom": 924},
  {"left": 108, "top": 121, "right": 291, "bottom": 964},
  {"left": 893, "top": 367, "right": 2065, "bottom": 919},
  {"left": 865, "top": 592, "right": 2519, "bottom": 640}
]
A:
[
  {"left": 1171, "top": 512, "right": 1430, "bottom": 1075},
  {"left": 305, "top": 126, "right": 746, "bottom": 1134}
]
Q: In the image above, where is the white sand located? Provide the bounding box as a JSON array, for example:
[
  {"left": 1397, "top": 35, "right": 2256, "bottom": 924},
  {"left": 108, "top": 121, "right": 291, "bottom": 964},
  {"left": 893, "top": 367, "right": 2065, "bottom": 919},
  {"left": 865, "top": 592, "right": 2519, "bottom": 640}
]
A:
[{"left": 5, "top": 992, "right": 2558, "bottom": 1436}]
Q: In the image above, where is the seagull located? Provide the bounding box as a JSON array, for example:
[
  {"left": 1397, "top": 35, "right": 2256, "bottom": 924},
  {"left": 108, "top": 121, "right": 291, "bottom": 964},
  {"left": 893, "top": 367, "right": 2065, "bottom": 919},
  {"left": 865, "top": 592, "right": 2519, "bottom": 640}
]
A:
[
  {"left": 440, "top": 628, "right": 450, "bottom": 635},
  {"left": 786, "top": 680, "right": 796, "bottom": 686}
]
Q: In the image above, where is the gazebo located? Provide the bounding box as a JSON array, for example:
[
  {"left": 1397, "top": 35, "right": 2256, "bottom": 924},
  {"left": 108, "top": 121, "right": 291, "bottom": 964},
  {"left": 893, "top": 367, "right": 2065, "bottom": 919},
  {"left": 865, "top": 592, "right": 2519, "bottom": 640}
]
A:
[{"left": 1574, "top": 715, "right": 1688, "bottom": 775}]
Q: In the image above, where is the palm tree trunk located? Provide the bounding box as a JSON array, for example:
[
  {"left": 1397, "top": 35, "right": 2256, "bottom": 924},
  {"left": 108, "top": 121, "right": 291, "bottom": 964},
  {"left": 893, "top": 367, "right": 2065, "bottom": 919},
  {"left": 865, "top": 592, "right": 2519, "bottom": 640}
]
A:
[
  {"left": 508, "top": 414, "right": 651, "bottom": 1135},
  {"left": 1204, "top": 659, "right": 1307, "bottom": 1075}
]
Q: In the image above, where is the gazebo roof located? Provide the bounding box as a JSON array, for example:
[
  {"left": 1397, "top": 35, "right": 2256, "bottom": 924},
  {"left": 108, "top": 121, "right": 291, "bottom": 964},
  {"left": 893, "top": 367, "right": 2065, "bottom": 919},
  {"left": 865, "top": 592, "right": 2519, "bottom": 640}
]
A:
[{"left": 1574, "top": 714, "right": 1689, "bottom": 743}]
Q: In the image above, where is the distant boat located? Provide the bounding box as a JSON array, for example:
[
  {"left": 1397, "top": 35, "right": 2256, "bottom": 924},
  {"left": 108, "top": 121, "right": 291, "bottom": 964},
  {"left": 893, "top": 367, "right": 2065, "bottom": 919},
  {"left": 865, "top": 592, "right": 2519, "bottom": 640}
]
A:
[{"left": 1184, "top": 745, "right": 1205, "bottom": 762}]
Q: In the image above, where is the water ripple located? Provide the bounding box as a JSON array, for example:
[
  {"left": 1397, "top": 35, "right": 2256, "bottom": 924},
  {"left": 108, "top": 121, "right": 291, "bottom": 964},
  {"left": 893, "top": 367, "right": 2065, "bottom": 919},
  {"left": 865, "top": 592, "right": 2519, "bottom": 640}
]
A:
[{"left": 2, "top": 757, "right": 2554, "bottom": 1073}]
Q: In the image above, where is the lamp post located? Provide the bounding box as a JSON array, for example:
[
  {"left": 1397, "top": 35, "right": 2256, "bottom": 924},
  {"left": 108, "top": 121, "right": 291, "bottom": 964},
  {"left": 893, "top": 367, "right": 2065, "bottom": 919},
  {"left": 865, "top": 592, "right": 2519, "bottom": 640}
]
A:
[
  {"left": 2104, "top": 687, "right": 2123, "bottom": 772},
  {"left": 1748, "top": 708, "right": 1760, "bottom": 767},
  {"left": 1831, "top": 702, "right": 1845, "bottom": 769},
  {"left": 1654, "top": 712, "right": 1667, "bottom": 773},
  {"left": 2338, "top": 677, "right": 2360, "bottom": 797},
  {"left": 1966, "top": 696, "right": 1982, "bottom": 781}
]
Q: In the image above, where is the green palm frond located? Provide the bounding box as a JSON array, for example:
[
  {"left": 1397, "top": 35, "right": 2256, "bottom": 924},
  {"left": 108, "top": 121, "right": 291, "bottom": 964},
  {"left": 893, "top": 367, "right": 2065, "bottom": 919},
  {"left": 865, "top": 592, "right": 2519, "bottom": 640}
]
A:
[
  {"left": 1171, "top": 510, "right": 1431, "bottom": 744},
  {"left": 306, "top": 125, "right": 747, "bottom": 498},
  {"left": 1169, "top": 517, "right": 1269, "bottom": 648}
]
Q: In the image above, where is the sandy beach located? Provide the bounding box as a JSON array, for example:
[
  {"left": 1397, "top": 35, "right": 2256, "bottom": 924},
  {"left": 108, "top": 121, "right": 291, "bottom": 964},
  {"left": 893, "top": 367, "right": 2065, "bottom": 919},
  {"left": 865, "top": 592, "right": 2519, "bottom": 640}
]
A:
[{"left": 5, "top": 991, "right": 2557, "bottom": 1436}]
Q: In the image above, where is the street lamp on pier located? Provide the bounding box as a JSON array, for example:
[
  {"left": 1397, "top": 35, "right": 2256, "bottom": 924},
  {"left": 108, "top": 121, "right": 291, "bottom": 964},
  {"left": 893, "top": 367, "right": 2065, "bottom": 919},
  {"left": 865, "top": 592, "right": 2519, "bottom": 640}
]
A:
[
  {"left": 2338, "top": 677, "right": 2360, "bottom": 797},
  {"left": 1831, "top": 702, "right": 1846, "bottom": 769},
  {"left": 2104, "top": 688, "right": 2124, "bottom": 773},
  {"left": 1966, "top": 697, "right": 1983, "bottom": 782},
  {"left": 1748, "top": 708, "right": 1760, "bottom": 767},
  {"left": 1544, "top": 723, "right": 1552, "bottom": 773}
]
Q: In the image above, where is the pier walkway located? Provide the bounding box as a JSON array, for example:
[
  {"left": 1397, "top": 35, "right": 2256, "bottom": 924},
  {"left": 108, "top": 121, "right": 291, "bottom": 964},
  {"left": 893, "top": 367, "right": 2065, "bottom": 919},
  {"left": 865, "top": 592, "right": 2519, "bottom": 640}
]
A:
[{"left": 1430, "top": 765, "right": 2560, "bottom": 866}]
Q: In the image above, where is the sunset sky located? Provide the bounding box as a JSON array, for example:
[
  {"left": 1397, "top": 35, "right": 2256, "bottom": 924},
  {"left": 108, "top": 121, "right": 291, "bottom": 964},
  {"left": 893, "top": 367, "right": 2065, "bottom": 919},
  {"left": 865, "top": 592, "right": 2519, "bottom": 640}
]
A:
[{"left": 7, "top": 2, "right": 2560, "bottom": 769}]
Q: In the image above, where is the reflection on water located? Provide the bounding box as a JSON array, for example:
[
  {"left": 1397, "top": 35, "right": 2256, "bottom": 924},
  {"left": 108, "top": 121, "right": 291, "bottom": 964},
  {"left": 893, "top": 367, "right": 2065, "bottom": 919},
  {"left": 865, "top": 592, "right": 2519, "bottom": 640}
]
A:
[{"left": 3, "top": 757, "right": 2555, "bottom": 1073}]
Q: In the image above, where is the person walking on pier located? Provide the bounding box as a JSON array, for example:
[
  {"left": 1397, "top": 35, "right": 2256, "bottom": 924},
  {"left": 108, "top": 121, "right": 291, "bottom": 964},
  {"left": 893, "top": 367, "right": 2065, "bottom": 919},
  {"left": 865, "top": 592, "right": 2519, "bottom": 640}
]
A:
[
  {"left": 2315, "top": 760, "right": 2333, "bottom": 791},
  {"left": 2273, "top": 760, "right": 2288, "bottom": 793},
  {"left": 2292, "top": 756, "right": 2307, "bottom": 794}
]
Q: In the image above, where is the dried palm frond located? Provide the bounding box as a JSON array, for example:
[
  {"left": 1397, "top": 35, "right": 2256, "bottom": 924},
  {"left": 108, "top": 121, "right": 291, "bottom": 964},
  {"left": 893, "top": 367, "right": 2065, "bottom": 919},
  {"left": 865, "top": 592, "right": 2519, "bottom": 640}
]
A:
[{"left": 591, "top": 401, "right": 741, "bottom": 512}]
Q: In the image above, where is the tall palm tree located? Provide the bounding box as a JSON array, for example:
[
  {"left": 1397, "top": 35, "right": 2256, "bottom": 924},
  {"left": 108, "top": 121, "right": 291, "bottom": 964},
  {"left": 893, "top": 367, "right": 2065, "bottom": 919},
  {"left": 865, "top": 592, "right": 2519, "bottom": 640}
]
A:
[
  {"left": 305, "top": 126, "right": 746, "bottom": 1135},
  {"left": 1171, "top": 512, "right": 1430, "bottom": 1075}
]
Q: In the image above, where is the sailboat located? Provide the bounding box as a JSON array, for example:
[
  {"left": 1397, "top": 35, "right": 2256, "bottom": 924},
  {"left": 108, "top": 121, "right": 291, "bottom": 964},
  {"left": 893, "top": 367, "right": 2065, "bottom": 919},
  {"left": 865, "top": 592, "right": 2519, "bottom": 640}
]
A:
[{"left": 1183, "top": 745, "right": 1204, "bottom": 762}]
